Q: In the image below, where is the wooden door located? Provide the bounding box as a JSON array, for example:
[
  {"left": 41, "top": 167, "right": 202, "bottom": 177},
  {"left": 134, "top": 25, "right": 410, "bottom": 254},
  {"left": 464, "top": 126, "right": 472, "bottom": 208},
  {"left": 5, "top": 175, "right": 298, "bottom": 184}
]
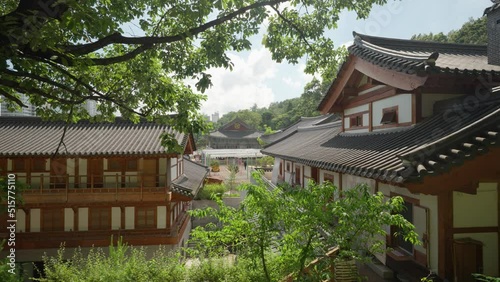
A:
[
  {"left": 88, "top": 158, "right": 103, "bottom": 188},
  {"left": 50, "top": 158, "right": 67, "bottom": 189},
  {"left": 142, "top": 159, "right": 157, "bottom": 187}
]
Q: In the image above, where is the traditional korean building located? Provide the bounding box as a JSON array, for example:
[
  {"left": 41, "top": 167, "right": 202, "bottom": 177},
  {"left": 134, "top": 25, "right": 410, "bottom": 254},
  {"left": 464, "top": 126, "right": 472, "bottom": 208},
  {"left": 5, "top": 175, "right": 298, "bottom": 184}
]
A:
[
  {"left": 207, "top": 118, "right": 262, "bottom": 149},
  {"left": 0, "top": 117, "right": 209, "bottom": 277},
  {"left": 262, "top": 5, "right": 500, "bottom": 281}
]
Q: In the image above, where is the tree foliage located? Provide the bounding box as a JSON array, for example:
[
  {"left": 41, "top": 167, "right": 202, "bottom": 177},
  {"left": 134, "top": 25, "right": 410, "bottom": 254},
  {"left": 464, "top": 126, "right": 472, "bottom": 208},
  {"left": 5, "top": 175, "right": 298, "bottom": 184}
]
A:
[
  {"left": 411, "top": 17, "right": 487, "bottom": 44},
  {"left": 189, "top": 174, "right": 419, "bottom": 281},
  {"left": 1, "top": 0, "right": 385, "bottom": 147}
]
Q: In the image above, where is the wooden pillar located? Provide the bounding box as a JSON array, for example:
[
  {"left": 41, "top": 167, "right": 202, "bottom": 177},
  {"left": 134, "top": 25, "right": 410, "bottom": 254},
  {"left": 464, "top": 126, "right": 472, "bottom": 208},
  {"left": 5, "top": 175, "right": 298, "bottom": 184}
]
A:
[
  {"left": 72, "top": 207, "right": 78, "bottom": 231},
  {"left": 120, "top": 206, "right": 125, "bottom": 230},
  {"left": 167, "top": 203, "right": 171, "bottom": 229},
  {"left": 368, "top": 102, "right": 373, "bottom": 132},
  {"left": 438, "top": 192, "right": 453, "bottom": 280}
]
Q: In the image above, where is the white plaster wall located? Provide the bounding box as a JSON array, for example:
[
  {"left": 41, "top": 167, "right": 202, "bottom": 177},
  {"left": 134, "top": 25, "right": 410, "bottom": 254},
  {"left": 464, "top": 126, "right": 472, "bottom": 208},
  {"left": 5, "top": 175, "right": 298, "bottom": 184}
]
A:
[
  {"left": 454, "top": 233, "right": 499, "bottom": 276},
  {"left": 125, "top": 207, "right": 134, "bottom": 230},
  {"left": 303, "top": 166, "right": 311, "bottom": 178},
  {"left": 30, "top": 209, "right": 40, "bottom": 232},
  {"left": 342, "top": 174, "right": 376, "bottom": 192},
  {"left": 103, "top": 158, "right": 108, "bottom": 170},
  {"left": 421, "top": 94, "right": 462, "bottom": 118},
  {"left": 347, "top": 128, "right": 369, "bottom": 134},
  {"left": 79, "top": 159, "right": 87, "bottom": 186},
  {"left": 157, "top": 206, "right": 167, "bottom": 229},
  {"left": 171, "top": 158, "right": 178, "bottom": 180},
  {"left": 344, "top": 117, "right": 350, "bottom": 128},
  {"left": 363, "top": 113, "right": 369, "bottom": 127},
  {"left": 78, "top": 207, "right": 88, "bottom": 231},
  {"left": 67, "top": 158, "right": 75, "bottom": 176},
  {"left": 7, "top": 159, "right": 12, "bottom": 171},
  {"left": 271, "top": 157, "right": 281, "bottom": 184},
  {"left": 453, "top": 183, "right": 498, "bottom": 228},
  {"left": 419, "top": 193, "right": 438, "bottom": 273},
  {"left": 16, "top": 209, "right": 25, "bottom": 232},
  {"left": 372, "top": 94, "right": 412, "bottom": 128},
  {"left": 111, "top": 207, "right": 121, "bottom": 230},
  {"left": 344, "top": 104, "right": 369, "bottom": 116},
  {"left": 64, "top": 208, "right": 74, "bottom": 231}
]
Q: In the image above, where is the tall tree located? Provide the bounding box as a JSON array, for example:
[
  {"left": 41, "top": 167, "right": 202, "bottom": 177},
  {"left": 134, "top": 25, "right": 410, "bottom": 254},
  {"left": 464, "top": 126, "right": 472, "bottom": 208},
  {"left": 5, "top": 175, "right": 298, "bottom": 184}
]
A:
[
  {"left": 1, "top": 0, "right": 388, "bottom": 147},
  {"left": 411, "top": 17, "right": 487, "bottom": 44}
]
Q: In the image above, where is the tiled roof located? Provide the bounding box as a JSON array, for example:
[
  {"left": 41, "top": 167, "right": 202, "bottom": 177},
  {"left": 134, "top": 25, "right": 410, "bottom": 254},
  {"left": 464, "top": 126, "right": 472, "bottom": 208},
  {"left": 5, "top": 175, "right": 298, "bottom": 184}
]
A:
[
  {"left": 262, "top": 90, "right": 500, "bottom": 184},
  {"left": 349, "top": 32, "right": 500, "bottom": 76},
  {"left": 0, "top": 117, "right": 187, "bottom": 157},
  {"left": 171, "top": 158, "right": 209, "bottom": 197},
  {"left": 485, "top": 2, "right": 500, "bottom": 14},
  {"left": 209, "top": 130, "right": 262, "bottom": 139},
  {"left": 260, "top": 114, "right": 338, "bottom": 145}
]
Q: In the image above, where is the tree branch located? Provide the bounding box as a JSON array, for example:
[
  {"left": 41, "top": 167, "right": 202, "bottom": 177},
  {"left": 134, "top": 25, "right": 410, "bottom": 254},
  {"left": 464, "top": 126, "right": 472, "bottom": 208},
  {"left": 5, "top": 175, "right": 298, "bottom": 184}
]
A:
[
  {"left": 64, "top": 0, "right": 289, "bottom": 55},
  {"left": 0, "top": 88, "right": 28, "bottom": 108},
  {"left": 0, "top": 78, "right": 85, "bottom": 105},
  {"left": 1, "top": 69, "right": 87, "bottom": 97},
  {"left": 270, "top": 6, "right": 314, "bottom": 51}
]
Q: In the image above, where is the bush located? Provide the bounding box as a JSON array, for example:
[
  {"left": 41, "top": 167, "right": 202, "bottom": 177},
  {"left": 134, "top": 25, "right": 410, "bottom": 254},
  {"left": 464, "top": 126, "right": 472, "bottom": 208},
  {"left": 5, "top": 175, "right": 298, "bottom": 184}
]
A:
[
  {"left": 196, "top": 184, "right": 227, "bottom": 200},
  {"left": 36, "top": 238, "right": 185, "bottom": 282}
]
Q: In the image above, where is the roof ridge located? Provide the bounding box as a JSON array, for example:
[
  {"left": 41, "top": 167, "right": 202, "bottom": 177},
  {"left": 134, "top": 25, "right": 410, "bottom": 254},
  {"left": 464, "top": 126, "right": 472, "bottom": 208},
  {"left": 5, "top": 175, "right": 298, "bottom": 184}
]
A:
[
  {"left": 297, "top": 120, "right": 341, "bottom": 132},
  {"left": 353, "top": 31, "right": 487, "bottom": 53}
]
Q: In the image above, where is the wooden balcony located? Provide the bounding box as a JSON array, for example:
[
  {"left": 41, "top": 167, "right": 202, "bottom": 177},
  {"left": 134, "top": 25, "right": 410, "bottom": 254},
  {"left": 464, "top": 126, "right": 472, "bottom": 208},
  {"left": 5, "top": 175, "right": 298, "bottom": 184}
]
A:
[
  {"left": 18, "top": 174, "right": 175, "bottom": 204},
  {"left": 5, "top": 212, "right": 190, "bottom": 250}
]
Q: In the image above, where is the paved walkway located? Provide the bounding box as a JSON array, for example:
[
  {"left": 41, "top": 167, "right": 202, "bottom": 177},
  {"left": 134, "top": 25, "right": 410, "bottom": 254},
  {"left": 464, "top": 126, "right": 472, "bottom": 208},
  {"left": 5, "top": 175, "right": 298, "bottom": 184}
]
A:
[{"left": 207, "top": 164, "right": 252, "bottom": 185}]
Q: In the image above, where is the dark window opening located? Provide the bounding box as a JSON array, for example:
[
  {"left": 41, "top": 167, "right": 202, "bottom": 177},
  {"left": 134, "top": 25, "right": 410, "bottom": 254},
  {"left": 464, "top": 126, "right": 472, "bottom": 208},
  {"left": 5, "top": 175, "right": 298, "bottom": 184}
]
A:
[
  {"left": 32, "top": 159, "right": 47, "bottom": 172},
  {"left": 381, "top": 107, "right": 398, "bottom": 124},
  {"left": 350, "top": 115, "right": 363, "bottom": 127},
  {"left": 13, "top": 159, "right": 26, "bottom": 171}
]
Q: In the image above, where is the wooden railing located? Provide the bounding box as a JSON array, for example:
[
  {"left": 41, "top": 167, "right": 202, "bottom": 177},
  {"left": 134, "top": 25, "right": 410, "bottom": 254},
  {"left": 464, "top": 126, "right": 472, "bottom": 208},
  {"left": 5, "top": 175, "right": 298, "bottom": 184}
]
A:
[
  {"left": 15, "top": 173, "right": 169, "bottom": 191},
  {"left": 283, "top": 247, "right": 340, "bottom": 282}
]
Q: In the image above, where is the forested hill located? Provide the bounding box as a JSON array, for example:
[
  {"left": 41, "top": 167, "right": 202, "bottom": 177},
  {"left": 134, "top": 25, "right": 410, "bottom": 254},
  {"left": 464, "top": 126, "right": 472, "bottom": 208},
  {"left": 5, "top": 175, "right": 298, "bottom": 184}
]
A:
[
  {"left": 411, "top": 17, "right": 486, "bottom": 44},
  {"left": 214, "top": 78, "right": 328, "bottom": 132}
]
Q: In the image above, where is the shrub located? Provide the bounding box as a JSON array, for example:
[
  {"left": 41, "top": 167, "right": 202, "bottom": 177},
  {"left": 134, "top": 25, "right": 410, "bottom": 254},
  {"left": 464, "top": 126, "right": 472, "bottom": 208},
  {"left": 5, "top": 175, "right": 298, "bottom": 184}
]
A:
[{"left": 196, "top": 184, "right": 227, "bottom": 200}]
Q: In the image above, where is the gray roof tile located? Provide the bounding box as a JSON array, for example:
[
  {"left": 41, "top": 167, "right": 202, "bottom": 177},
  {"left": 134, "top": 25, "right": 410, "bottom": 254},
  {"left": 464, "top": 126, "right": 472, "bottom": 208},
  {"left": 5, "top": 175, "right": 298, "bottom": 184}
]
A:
[
  {"left": 263, "top": 90, "right": 500, "bottom": 184},
  {"left": 171, "top": 158, "right": 209, "bottom": 197},
  {"left": 0, "top": 117, "right": 186, "bottom": 157}
]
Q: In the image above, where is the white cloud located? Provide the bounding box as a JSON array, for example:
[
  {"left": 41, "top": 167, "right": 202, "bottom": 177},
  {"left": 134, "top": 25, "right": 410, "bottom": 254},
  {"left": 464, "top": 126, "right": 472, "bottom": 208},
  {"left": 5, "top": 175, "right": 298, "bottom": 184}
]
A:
[{"left": 197, "top": 47, "right": 277, "bottom": 115}]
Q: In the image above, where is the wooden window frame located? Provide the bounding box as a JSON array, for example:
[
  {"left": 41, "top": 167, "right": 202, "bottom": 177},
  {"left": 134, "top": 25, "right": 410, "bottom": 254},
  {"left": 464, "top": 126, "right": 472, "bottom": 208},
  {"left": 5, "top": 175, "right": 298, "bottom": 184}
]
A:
[
  {"left": 89, "top": 207, "right": 111, "bottom": 231},
  {"left": 381, "top": 106, "right": 399, "bottom": 125},
  {"left": 323, "top": 173, "right": 335, "bottom": 184},
  {"left": 107, "top": 158, "right": 138, "bottom": 172},
  {"left": 42, "top": 208, "right": 64, "bottom": 232},
  {"left": 286, "top": 162, "right": 291, "bottom": 172},
  {"left": 135, "top": 207, "right": 156, "bottom": 229},
  {"left": 389, "top": 192, "right": 420, "bottom": 256},
  {"left": 350, "top": 114, "right": 363, "bottom": 127}
]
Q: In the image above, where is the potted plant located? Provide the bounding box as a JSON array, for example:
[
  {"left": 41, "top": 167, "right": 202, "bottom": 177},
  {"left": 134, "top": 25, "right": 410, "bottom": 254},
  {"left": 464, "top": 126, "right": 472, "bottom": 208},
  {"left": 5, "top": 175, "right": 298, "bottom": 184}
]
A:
[
  {"left": 210, "top": 159, "right": 220, "bottom": 172},
  {"left": 327, "top": 184, "right": 420, "bottom": 281}
]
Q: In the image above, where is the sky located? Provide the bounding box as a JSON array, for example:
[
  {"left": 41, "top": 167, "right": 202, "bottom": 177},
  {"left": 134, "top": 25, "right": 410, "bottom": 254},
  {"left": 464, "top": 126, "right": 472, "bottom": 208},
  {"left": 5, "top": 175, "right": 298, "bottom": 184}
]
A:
[{"left": 198, "top": 0, "right": 493, "bottom": 117}]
